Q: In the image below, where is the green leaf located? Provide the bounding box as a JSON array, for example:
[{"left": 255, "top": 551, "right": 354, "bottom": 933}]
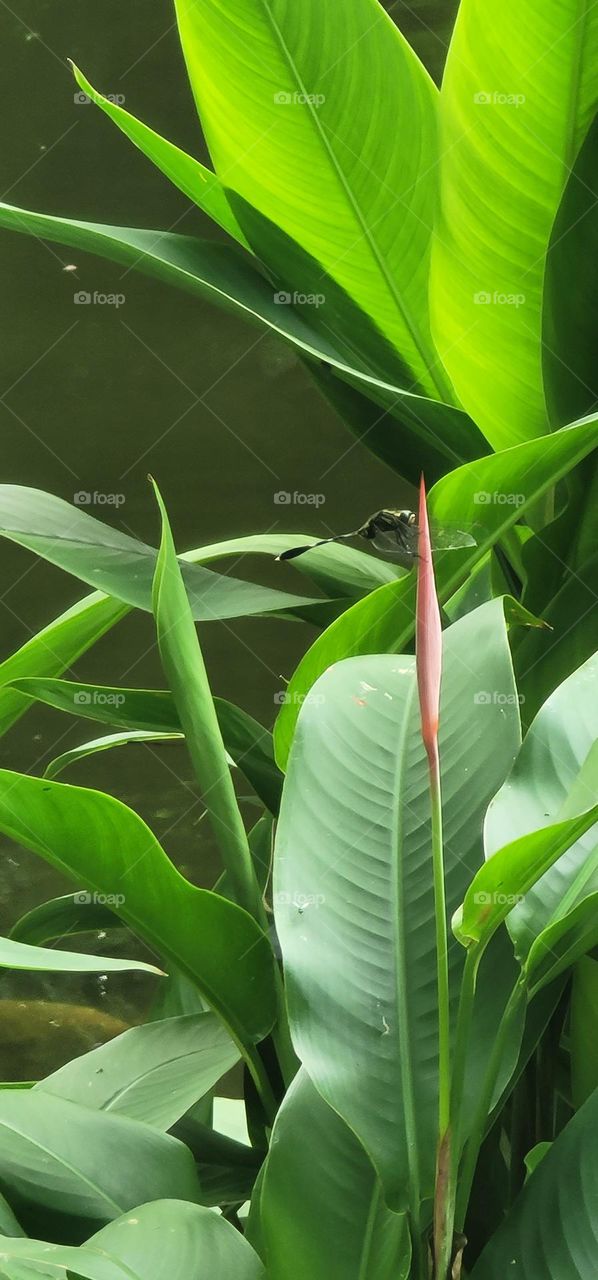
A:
[
  {"left": 0, "top": 1201, "right": 266, "bottom": 1280},
  {"left": 44, "top": 730, "right": 185, "bottom": 781},
  {"left": 0, "top": 201, "right": 437, "bottom": 409},
  {"left": 70, "top": 63, "right": 248, "bottom": 246},
  {"left": 36, "top": 1013, "right": 240, "bottom": 1129},
  {"left": 485, "top": 652, "right": 598, "bottom": 959},
  {"left": 260, "top": 1070, "right": 411, "bottom": 1280},
  {"left": 0, "top": 1192, "right": 24, "bottom": 1238},
  {"left": 454, "top": 808, "right": 598, "bottom": 949},
  {"left": 151, "top": 479, "right": 262, "bottom": 920},
  {"left": 0, "top": 485, "right": 322, "bottom": 624},
  {"left": 571, "top": 954, "right": 598, "bottom": 1107},
  {"left": 274, "top": 599, "right": 521, "bottom": 1207},
  {"left": 543, "top": 111, "right": 598, "bottom": 425},
  {"left": 174, "top": 0, "right": 451, "bottom": 399},
  {"left": 431, "top": 0, "right": 598, "bottom": 448},
  {"left": 274, "top": 419, "right": 597, "bottom": 766},
  {"left": 515, "top": 550, "right": 598, "bottom": 724},
  {"left": 0, "top": 1093, "right": 200, "bottom": 1222},
  {"left": 7, "top": 678, "right": 282, "bottom": 816},
  {"left": 0, "top": 770, "right": 277, "bottom": 1055},
  {"left": 0, "top": 592, "right": 128, "bottom": 739},
  {"left": 10, "top": 894, "right": 119, "bottom": 947},
  {"left": 469, "top": 1086, "right": 598, "bottom": 1279},
  {"left": 186, "top": 530, "right": 400, "bottom": 597},
  {"left": 0, "top": 933, "right": 160, "bottom": 977},
  {"left": 308, "top": 361, "right": 489, "bottom": 487}
]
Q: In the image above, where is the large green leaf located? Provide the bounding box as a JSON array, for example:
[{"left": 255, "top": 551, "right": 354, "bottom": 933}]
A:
[
  {"left": 543, "top": 111, "right": 598, "bottom": 426},
  {"left": 514, "top": 549, "right": 598, "bottom": 723},
  {"left": 0, "top": 933, "right": 160, "bottom": 978},
  {"left": 151, "top": 481, "right": 261, "bottom": 919},
  {"left": 0, "top": 1093, "right": 199, "bottom": 1222},
  {"left": 7, "top": 678, "right": 282, "bottom": 815},
  {"left": 36, "top": 1013, "right": 240, "bottom": 1129},
  {"left": 70, "top": 64, "right": 248, "bottom": 246},
  {"left": 485, "top": 652, "right": 598, "bottom": 958},
  {"left": 0, "top": 485, "right": 322, "bottom": 624},
  {"left": 0, "top": 1201, "right": 265, "bottom": 1280},
  {"left": 10, "top": 894, "right": 118, "bottom": 947},
  {"left": 431, "top": 0, "right": 598, "bottom": 448},
  {"left": 274, "top": 418, "right": 597, "bottom": 765},
  {"left": 274, "top": 599, "right": 521, "bottom": 1208},
  {"left": 44, "top": 729, "right": 185, "bottom": 782},
  {"left": 0, "top": 592, "right": 128, "bottom": 739},
  {"left": 454, "top": 807, "right": 598, "bottom": 949},
  {"left": 259, "top": 1070, "right": 410, "bottom": 1280},
  {"left": 571, "top": 953, "right": 598, "bottom": 1107},
  {"left": 0, "top": 771, "right": 277, "bottom": 1057},
  {"left": 0, "top": 200, "right": 436, "bottom": 408},
  {"left": 469, "top": 1086, "right": 598, "bottom": 1279},
  {"left": 175, "top": 0, "right": 450, "bottom": 398}
]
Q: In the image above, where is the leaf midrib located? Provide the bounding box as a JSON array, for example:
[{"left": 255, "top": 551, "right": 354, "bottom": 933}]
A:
[{"left": 257, "top": 0, "right": 445, "bottom": 397}]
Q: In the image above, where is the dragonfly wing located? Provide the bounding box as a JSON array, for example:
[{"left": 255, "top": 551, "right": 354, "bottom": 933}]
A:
[{"left": 428, "top": 525, "right": 477, "bottom": 551}]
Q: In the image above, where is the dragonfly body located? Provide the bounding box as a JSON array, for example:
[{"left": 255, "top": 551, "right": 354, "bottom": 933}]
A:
[{"left": 277, "top": 508, "right": 475, "bottom": 567}]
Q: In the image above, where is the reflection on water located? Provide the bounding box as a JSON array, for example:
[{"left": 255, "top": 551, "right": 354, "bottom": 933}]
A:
[{"left": 0, "top": 0, "right": 436, "bottom": 1053}]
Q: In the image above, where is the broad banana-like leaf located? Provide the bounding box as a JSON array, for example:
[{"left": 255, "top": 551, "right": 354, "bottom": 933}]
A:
[
  {"left": 431, "top": 0, "right": 598, "bottom": 448},
  {"left": 274, "top": 600, "right": 521, "bottom": 1208},
  {"left": 174, "top": 0, "right": 452, "bottom": 399},
  {"left": 470, "top": 1086, "right": 598, "bottom": 1279}
]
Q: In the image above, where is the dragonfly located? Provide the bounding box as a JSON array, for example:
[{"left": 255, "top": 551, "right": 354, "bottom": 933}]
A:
[{"left": 276, "top": 508, "right": 476, "bottom": 570}]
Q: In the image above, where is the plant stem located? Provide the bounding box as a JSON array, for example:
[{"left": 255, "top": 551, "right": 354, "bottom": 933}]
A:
[
  {"left": 455, "top": 977, "right": 527, "bottom": 1229},
  {"left": 429, "top": 743, "right": 452, "bottom": 1279}
]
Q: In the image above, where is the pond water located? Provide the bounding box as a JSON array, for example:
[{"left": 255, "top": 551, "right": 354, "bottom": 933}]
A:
[{"left": 0, "top": 0, "right": 455, "bottom": 1073}]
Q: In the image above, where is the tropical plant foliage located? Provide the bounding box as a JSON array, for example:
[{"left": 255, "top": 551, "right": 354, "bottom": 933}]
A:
[{"left": 0, "top": 0, "right": 597, "bottom": 1277}]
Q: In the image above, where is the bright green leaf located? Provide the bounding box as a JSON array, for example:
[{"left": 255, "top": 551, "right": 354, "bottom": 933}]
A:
[{"left": 431, "top": 0, "right": 598, "bottom": 448}]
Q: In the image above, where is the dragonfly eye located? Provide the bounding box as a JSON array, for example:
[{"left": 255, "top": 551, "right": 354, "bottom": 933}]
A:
[{"left": 407, "top": 512, "right": 417, "bottom": 526}]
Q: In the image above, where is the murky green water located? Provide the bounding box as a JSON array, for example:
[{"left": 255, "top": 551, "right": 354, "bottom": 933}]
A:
[{"left": 0, "top": 0, "right": 453, "bottom": 1070}]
